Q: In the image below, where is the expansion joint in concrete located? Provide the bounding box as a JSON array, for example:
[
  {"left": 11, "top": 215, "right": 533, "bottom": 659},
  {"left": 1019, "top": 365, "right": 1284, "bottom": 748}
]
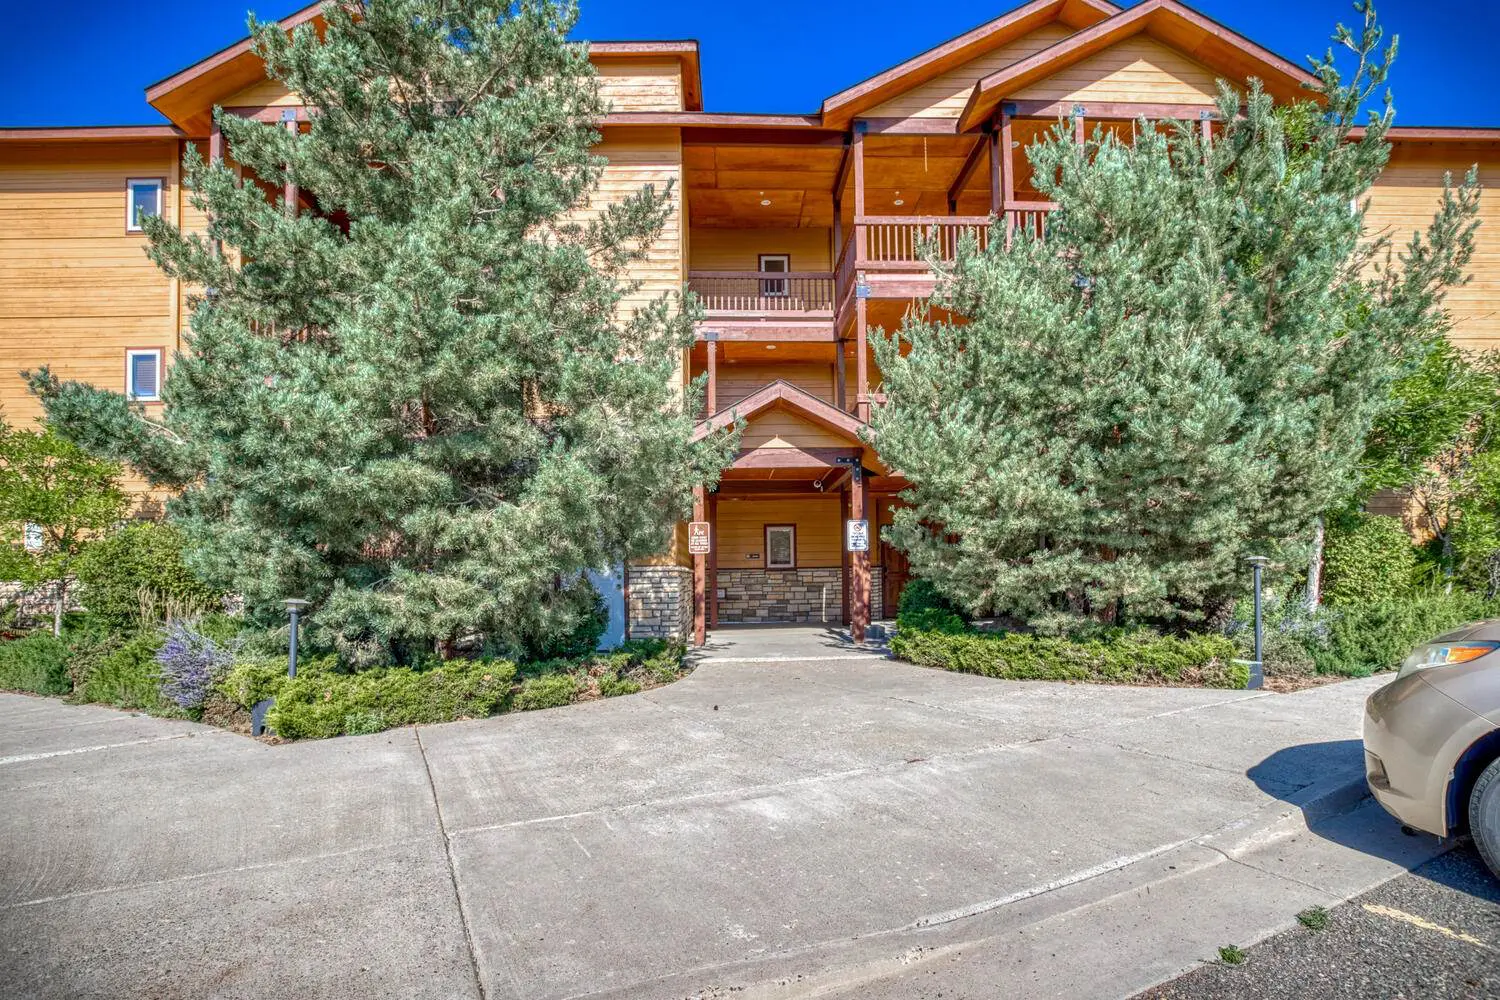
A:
[{"left": 414, "top": 725, "right": 488, "bottom": 1000}]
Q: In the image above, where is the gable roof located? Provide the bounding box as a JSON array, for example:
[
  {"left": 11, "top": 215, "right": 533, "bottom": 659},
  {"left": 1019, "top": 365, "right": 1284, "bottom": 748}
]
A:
[
  {"left": 820, "top": 0, "right": 1119, "bottom": 129},
  {"left": 959, "top": 0, "right": 1320, "bottom": 130},
  {"left": 691, "top": 380, "right": 868, "bottom": 444},
  {"left": 144, "top": 2, "right": 705, "bottom": 135}
]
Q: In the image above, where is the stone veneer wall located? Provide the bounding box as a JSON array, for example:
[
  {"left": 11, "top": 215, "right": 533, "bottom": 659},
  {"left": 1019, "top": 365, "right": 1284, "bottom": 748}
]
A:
[
  {"left": 627, "top": 565, "right": 692, "bottom": 639},
  {"left": 871, "top": 566, "right": 884, "bottom": 620},
  {"left": 717, "top": 567, "right": 843, "bottom": 624}
]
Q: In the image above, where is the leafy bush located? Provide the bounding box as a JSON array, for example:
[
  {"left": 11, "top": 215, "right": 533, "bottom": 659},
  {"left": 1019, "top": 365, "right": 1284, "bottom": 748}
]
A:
[
  {"left": 1313, "top": 591, "right": 1498, "bottom": 677},
  {"left": 156, "top": 618, "right": 239, "bottom": 710},
  {"left": 76, "top": 630, "right": 166, "bottom": 708},
  {"left": 897, "top": 579, "right": 969, "bottom": 628},
  {"left": 73, "top": 521, "right": 222, "bottom": 626},
  {"left": 597, "top": 672, "right": 641, "bottom": 698},
  {"left": 0, "top": 633, "right": 71, "bottom": 695},
  {"left": 265, "top": 659, "right": 519, "bottom": 740},
  {"left": 1223, "top": 594, "right": 1332, "bottom": 678},
  {"left": 513, "top": 672, "right": 578, "bottom": 711},
  {"left": 1322, "top": 513, "right": 1419, "bottom": 606},
  {"left": 897, "top": 607, "right": 968, "bottom": 635},
  {"left": 891, "top": 627, "right": 1247, "bottom": 689}
]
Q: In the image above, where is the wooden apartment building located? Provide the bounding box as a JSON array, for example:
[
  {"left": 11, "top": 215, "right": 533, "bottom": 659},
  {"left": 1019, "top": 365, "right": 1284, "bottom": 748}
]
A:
[{"left": 1, "top": 0, "right": 1497, "bottom": 644}]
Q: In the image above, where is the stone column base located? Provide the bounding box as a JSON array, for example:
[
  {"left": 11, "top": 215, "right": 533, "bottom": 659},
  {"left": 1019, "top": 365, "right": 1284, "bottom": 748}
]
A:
[{"left": 627, "top": 565, "right": 693, "bottom": 640}]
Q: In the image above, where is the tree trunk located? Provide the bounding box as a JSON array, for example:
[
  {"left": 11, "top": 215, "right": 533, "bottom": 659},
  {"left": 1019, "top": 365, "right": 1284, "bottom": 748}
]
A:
[
  {"left": 1304, "top": 517, "right": 1324, "bottom": 610},
  {"left": 52, "top": 578, "right": 66, "bottom": 638}
]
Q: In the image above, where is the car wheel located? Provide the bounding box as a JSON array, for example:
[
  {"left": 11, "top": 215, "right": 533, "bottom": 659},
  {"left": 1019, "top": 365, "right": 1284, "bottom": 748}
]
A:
[{"left": 1470, "top": 757, "right": 1500, "bottom": 879}]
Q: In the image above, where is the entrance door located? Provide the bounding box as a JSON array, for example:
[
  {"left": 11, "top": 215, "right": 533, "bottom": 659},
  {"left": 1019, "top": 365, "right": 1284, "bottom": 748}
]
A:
[
  {"left": 758, "top": 253, "right": 789, "bottom": 298},
  {"left": 881, "top": 537, "right": 910, "bottom": 617}
]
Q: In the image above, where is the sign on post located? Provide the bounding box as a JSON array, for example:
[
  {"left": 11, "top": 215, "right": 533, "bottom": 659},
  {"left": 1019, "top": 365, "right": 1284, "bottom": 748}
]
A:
[
  {"left": 688, "top": 521, "right": 711, "bottom": 555},
  {"left": 845, "top": 518, "right": 870, "bottom": 553}
]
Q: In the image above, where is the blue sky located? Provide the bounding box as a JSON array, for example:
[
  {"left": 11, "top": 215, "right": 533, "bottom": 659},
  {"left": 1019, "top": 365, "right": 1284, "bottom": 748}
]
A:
[{"left": 0, "top": 0, "right": 1495, "bottom": 127}]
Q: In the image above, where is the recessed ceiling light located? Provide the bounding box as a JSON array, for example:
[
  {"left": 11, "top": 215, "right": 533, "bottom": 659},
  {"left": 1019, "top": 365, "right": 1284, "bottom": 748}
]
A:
[
  {"left": 765, "top": 344, "right": 777, "bottom": 350},
  {"left": 760, "top": 198, "right": 771, "bottom": 206},
  {"left": 893, "top": 198, "right": 905, "bottom": 206}
]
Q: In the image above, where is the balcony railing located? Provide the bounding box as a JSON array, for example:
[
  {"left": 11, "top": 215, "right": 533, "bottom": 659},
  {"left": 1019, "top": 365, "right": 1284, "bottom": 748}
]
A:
[
  {"left": 858, "top": 215, "right": 994, "bottom": 267},
  {"left": 687, "top": 271, "right": 835, "bottom": 316}
]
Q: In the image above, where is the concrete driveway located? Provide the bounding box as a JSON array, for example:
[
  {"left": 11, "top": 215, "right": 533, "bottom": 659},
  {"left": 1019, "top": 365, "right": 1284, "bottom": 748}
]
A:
[{"left": 0, "top": 646, "right": 1455, "bottom": 999}]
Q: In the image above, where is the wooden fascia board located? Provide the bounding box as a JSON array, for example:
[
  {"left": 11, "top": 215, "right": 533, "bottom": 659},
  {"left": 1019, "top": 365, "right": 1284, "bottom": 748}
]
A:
[
  {"left": 0, "top": 125, "right": 185, "bottom": 142},
  {"left": 691, "top": 380, "right": 868, "bottom": 443},
  {"left": 819, "top": 0, "right": 1120, "bottom": 129},
  {"left": 958, "top": 0, "right": 1320, "bottom": 132}
]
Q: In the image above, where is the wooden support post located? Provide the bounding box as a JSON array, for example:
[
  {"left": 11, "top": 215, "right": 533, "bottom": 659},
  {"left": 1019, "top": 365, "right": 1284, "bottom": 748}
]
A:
[
  {"left": 999, "top": 107, "right": 1015, "bottom": 245},
  {"left": 705, "top": 334, "right": 718, "bottom": 416},
  {"left": 282, "top": 111, "right": 299, "bottom": 217},
  {"left": 988, "top": 126, "right": 1001, "bottom": 216},
  {"left": 855, "top": 297, "right": 869, "bottom": 423},
  {"left": 692, "top": 486, "right": 707, "bottom": 646},
  {"left": 1200, "top": 112, "right": 1213, "bottom": 145},
  {"left": 835, "top": 340, "right": 847, "bottom": 411},
  {"left": 209, "top": 122, "right": 224, "bottom": 165},
  {"left": 852, "top": 126, "right": 865, "bottom": 236},
  {"left": 832, "top": 197, "right": 842, "bottom": 267},
  {"left": 850, "top": 469, "right": 870, "bottom": 644},
  {"left": 1073, "top": 105, "right": 1085, "bottom": 147},
  {"left": 707, "top": 491, "right": 718, "bottom": 631},
  {"left": 841, "top": 487, "right": 852, "bottom": 625}
]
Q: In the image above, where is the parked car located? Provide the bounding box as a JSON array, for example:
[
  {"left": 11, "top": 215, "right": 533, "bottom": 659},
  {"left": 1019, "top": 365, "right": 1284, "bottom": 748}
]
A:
[{"left": 1363, "top": 622, "right": 1500, "bottom": 878}]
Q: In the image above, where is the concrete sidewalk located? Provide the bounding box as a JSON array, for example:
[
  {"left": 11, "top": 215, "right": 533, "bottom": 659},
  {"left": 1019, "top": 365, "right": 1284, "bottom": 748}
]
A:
[{"left": 0, "top": 659, "right": 1454, "bottom": 1000}]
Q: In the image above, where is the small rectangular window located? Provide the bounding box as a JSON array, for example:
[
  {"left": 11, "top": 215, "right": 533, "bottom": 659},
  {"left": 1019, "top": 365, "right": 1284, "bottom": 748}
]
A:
[
  {"left": 765, "top": 524, "right": 796, "bottom": 570},
  {"left": 23, "top": 523, "right": 44, "bottom": 552},
  {"left": 126, "top": 178, "right": 162, "bottom": 232},
  {"left": 126, "top": 348, "right": 163, "bottom": 401},
  {"left": 759, "top": 254, "right": 790, "bottom": 297}
]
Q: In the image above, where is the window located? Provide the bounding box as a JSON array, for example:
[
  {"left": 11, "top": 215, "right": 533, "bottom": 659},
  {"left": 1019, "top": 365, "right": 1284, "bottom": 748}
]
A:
[
  {"left": 765, "top": 524, "right": 796, "bottom": 570},
  {"left": 126, "top": 178, "right": 162, "bottom": 232},
  {"left": 759, "top": 254, "right": 790, "bottom": 297},
  {"left": 126, "top": 348, "right": 163, "bottom": 401},
  {"left": 22, "top": 523, "right": 43, "bottom": 552}
]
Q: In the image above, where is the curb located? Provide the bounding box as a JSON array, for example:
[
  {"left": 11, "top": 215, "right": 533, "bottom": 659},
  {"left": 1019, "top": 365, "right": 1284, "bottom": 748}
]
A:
[{"left": 1199, "top": 768, "right": 1373, "bottom": 858}]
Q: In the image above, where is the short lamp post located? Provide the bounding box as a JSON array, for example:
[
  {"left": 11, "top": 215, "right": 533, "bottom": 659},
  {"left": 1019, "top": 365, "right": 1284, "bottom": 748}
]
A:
[
  {"left": 284, "top": 598, "right": 309, "bottom": 678},
  {"left": 1245, "top": 556, "right": 1269, "bottom": 691}
]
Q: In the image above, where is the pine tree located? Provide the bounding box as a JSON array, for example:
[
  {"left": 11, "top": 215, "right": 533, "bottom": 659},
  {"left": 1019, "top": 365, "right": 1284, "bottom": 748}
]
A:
[
  {"left": 0, "top": 419, "right": 129, "bottom": 636},
  {"left": 29, "top": 0, "right": 732, "bottom": 662},
  {"left": 870, "top": 2, "right": 1479, "bottom": 630}
]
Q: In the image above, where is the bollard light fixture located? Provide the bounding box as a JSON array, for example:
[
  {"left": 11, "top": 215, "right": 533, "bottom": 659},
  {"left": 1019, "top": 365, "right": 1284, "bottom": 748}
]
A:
[
  {"left": 1245, "top": 556, "right": 1270, "bottom": 690},
  {"left": 284, "top": 598, "right": 310, "bottom": 679}
]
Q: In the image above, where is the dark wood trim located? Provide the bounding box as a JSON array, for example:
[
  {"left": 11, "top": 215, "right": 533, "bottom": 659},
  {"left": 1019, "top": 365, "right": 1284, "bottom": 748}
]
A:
[
  {"left": 695, "top": 323, "right": 836, "bottom": 343},
  {"left": 832, "top": 133, "right": 854, "bottom": 196},
  {"left": 856, "top": 117, "right": 960, "bottom": 135},
  {"left": 693, "top": 487, "right": 707, "bottom": 646},
  {"left": 764, "top": 523, "right": 797, "bottom": 571},
  {"left": 1006, "top": 99, "right": 1219, "bottom": 120},
  {"left": 849, "top": 473, "right": 870, "bottom": 642}
]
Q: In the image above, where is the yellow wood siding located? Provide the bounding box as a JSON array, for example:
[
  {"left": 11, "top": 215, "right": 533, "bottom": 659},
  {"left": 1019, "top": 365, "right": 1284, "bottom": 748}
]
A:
[
  {"left": 867, "top": 24, "right": 1075, "bottom": 119},
  {"left": 716, "top": 362, "right": 836, "bottom": 409},
  {"left": 715, "top": 496, "right": 842, "bottom": 568},
  {"left": 0, "top": 141, "right": 180, "bottom": 427},
  {"left": 1014, "top": 36, "right": 1222, "bottom": 105},
  {"left": 688, "top": 227, "right": 833, "bottom": 271},
  {"left": 1367, "top": 145, "right": 1500, "bottom": 353},
  {"left": 589, "top": 127, "right": 684, "bottom": 318},
  {"left": 220, "top": 58, "right": 684, "bottom": 113},
  {"left": 737, "top": 407, "right": 850, "bottom": 450},
  {"left": 597, "top": 58, "right": 684, "bottom": 112}
]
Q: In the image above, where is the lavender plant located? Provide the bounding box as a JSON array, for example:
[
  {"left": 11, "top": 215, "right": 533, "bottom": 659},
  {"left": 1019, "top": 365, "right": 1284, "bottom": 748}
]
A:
[{"left": 156, "top": 618, "right": 239, "bottom": 710}]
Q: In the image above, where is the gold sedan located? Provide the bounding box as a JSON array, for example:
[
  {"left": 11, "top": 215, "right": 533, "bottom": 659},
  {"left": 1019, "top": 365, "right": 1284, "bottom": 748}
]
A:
[{"left": 1363, "top": 622, "right": 1500, "bottom": 879}]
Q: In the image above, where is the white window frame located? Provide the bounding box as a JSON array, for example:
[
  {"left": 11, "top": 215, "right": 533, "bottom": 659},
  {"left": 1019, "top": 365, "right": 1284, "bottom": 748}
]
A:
[
  {"left": 759, "top": 254, "right": 790, "bottom": 298},
  {"left": 764, "top": 524, "right": 796, "bottom": 570},
  {"left": 125, "top": 348, "right": 164, "bottom": 402},
  {"left": 22, "top": 523, "right": 44, "bottom": 553},
  {"left": 126, "top": 178, "right": 163, "bottom": 232}
]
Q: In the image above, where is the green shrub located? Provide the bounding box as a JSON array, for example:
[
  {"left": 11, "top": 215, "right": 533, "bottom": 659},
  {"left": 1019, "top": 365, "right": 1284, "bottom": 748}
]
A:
[
  {"left": 217, "top": 655, "right": 338, "bottom": 709},
  {"left": 265, "top": 659, "right": 518, "bottom": 740},
  {"left": 1322, "top": 513, "right": 1419, "bottom": 606},
  {"left": 891, "top": 627, "right": 1247, "bottom": 689},
  {"left": 897, "top": 579, "right": 969, "bottom": 627},
  {"left": 75, "top": 630, "right": 166, "bottom": 709},
  {"left": 897, "top": 607, "right": 968, "bottom": 635},
  {"left": 513, "top": 671, "right": 579, "bottom": 711},
  {"left": 0, "top": 633, "right": 71, "bottom": 695},
  {"left": 597, "top": 671, "right": 641, "bottom": 698},
  {"left": 1313, "top": 591, "right": 1498, "bottom": 676},
  {"left": 73, "top": 521, "right": 222, "bottom": 626}
]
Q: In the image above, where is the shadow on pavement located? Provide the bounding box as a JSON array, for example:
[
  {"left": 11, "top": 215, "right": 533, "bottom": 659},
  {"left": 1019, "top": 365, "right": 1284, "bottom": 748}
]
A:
[{"left": 1249, "top": 738, "right": 1497, "bottom": 898}]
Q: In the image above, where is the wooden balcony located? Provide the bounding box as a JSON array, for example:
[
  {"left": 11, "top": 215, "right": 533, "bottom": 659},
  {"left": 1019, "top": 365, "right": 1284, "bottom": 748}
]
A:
[{"left": 687, "top": 271, "right": 835, "bottom": 318}]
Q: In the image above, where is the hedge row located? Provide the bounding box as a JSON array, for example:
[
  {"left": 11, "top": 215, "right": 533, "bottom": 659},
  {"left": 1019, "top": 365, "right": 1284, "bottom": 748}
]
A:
[{"left": 890, "top": 627, "right": 1248, "bottom": 689}]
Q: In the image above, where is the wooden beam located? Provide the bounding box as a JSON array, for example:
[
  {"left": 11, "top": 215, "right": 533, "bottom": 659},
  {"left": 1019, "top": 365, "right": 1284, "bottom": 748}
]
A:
[
  {"left": 1073, "top": 106, "right": 1085, "bottom": 146},
  {"left": 832, "top": 133, "right": 854, "bottom": 196},
  {"left": 697, "top": 324, "right": 836, "bottom": 343},
  {"left": 947, "top": 134, "right": 990, "bottom": 214},
  {"left": 855, "top": 297, "right": 870, "bottom": 423},
  {"left": 1000, "top": 107, "right": 1015, "bottom": 243},
  {"left": 988, "top": 126, "right": 1001, "bottom": 215},
  {"left": 857, "top": 117, "right": 959, "bottom": 135},
  {"left": 834, "top": 340, "right": 847, "bottom": 411},
  {"left": 852, "top": 126, "right": 866, "bottom": 221},
  {"left": 841, "top": 487, "right": 852, "bottom": 626},
  {"left": 728, "top": 446, "right": 862, "bottom": 470},
  {"left": 679, "top": 126, "right": 843, "bottom": 148},
  {"left": 282, "top": 112, "right": 299, "bottom": 217},
  {"left": 849, "top": 471, "right": 870, "bottom": 643},
  {"left": 705, "top": 336, "right": 718, "bottom": 415},
  {"left": 1007, "top": 99, "right": 1222, "bottom": 121}
]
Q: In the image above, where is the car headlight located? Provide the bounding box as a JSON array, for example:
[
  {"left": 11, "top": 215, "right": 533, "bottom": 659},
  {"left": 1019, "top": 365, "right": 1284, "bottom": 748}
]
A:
[{"left": 1397, "top": 641, "right": 1499, "bottom": 679}]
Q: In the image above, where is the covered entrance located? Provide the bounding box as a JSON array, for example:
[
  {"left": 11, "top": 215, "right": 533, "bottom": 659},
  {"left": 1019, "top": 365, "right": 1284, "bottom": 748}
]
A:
[{"left": 689, "top": 381, "right": 907, "bottom": 644}]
